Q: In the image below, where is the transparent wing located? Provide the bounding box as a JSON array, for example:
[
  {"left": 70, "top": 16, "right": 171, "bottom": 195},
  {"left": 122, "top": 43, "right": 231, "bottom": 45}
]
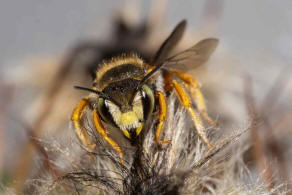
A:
[
  {"left": 141, "top": 23, "right": 218, "bottom": 84},
  {"left": 152, "top": 20, "right": 187, "bottom": 66},
  {"left": 163, "top": 38, "right": 219, "bottom": 71}
]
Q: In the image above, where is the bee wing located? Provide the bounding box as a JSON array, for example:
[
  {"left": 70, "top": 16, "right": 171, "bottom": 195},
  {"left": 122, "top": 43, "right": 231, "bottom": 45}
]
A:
[
  {"left": 140, "top": 24, "right": 218, "bottom": 84},
  {"left": 164, "top": 38, "right": 219, "bottom": 70},
  {"left": 152, "top": 20, "right": 187, "bottom": 66}
]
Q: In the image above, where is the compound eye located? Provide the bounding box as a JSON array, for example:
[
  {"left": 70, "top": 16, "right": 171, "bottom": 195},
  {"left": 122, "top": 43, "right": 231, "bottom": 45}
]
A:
[
  {"left": 141, "top": 84, "right": 155, "bottom": 120},
  {"left": 97, "top": 98, "right": 118, "bottom": 126}
]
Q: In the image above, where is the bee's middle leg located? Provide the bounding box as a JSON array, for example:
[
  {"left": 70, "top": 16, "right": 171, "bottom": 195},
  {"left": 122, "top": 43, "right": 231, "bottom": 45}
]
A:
[
  {"left": 92, "top": 109, "right": 124, "bottom": 164},
  {"left": 171, "top": 80, "right": 214, "bottom": 149},
  {"left": 155, "top": 91, "right": 171, "bottom": 145}
]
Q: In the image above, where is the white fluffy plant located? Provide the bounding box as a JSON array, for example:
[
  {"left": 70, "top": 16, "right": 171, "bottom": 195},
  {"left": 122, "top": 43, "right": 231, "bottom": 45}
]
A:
[{"left": 18, "top": 91, "right": 287, "bottom": 195}]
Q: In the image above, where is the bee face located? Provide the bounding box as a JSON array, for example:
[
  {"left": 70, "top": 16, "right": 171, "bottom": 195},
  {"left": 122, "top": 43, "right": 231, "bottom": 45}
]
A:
[{"left": 96, "top": 77, "right": 155, "bottom": 139}]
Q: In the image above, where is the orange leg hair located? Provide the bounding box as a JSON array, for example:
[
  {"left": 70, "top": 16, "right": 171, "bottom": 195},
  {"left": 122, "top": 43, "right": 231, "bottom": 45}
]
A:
[
  {"left": 171, "top": 80, "right": 214, "bottom": 149},
  {"left": 92, "top": 109, "right": 124, "bottom": 164},
  {"left": 71, "top": 97, "right": 96, "bottom": 152},
  {"left": 155, "top": 91, "right": 171, "bottom": 145},
  {"left": 72, "top": 97, "right": 124, "bottom": 164},
  {"left": 173, "top": 70, "right": 219, "bottom": 127}
]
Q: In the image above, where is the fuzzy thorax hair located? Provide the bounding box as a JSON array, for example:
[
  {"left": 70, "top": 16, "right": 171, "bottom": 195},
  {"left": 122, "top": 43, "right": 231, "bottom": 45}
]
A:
[{"left": 94, "top": 54, "right": 146, "bottom": 91}]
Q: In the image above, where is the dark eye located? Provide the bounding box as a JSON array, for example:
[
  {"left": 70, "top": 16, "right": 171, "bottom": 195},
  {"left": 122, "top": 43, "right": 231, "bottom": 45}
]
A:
[
  {"left": 141, "top": 84, "right": 155, "bottom": 120},
  {"left": 97, "top": 98, "right": 118, "bottom": 127}
]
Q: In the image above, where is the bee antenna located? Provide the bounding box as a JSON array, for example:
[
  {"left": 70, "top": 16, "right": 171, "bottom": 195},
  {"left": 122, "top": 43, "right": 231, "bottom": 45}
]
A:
[
  {"left": 74, "top": 86, "right": 122, "bottom": 107},
  {"left": 74, "top": 86, "right": 102, "bottom": 95}
]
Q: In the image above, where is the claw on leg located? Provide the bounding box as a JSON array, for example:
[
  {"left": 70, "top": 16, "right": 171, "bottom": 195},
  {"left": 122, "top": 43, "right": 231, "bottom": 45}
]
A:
[
  {"left": 190, "top": 88, "right": 219, "bottom": 127},
  {"left": 200, "top": 109, "right": 219, "bottom": 127}
]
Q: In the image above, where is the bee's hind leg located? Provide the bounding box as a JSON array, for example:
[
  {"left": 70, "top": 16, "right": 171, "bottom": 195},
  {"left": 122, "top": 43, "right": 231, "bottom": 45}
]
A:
[
  {"left": 171, "top": 80, "right": 214, "bottom": 149},
  {"left": 174, "top": 70, "right": 219, "bottom": 127},
  {"left": 92, "top": 109, "right": 124, "bottom": 164},
  {"left": 71, "top": 97, "right": 97, "bottom": 152},
  {"left": 155, "top": 91, "right": 171, "bottom": 145}
]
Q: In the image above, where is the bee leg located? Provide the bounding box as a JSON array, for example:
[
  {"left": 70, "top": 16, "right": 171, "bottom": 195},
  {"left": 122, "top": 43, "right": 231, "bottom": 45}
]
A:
[
  {"left": 171, "top": 80, "right": 214, "bottom": 149},
  {"left": 163, "top": 71, "right": 174, "bottom": 93},
  {"left": 155, "top": 91, "right": 171, "bottom": 145},
  {"left": 71, "top": 97, "right": 96, "bottom": 152},
  {"left": 92, "top": 109, "right": 124, "bottom": 164},
  {"left": 174, "top": 70, "right": 219, "bottom": 127},
  {"left": 190, "top": 86, "right": 219, "bottom": 127}
]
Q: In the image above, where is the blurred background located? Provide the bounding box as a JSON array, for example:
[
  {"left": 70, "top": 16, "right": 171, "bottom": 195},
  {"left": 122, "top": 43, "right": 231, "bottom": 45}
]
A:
[{"left": 0, "top": 0, "right": 292, "bottom": 193}]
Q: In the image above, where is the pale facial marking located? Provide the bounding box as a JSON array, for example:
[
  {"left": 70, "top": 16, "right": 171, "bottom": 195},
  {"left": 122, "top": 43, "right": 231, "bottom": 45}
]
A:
[
  {"left": 105, "top": 92, "right": 144, "bottom": 130},
  {"left": 132, "top": 92, "right": 144, "bottom": 120},
  {"left": 105, "top": 100, "right": 121, "bottom": 125}
]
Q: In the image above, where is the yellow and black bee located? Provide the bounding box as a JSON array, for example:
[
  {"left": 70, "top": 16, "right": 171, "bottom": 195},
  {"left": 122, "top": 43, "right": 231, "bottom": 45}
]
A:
[{"left": 71, "top": 20, "right": 219, "bottom": 163}]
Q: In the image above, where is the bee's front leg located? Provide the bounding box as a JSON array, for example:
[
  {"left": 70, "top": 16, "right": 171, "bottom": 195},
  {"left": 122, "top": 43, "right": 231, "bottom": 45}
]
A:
[
  {"left": 92, "top": 109, "right": 124, "bottom": 164},
  {"left": 71, "top": 97, "right": 96, "bottom": 152}
]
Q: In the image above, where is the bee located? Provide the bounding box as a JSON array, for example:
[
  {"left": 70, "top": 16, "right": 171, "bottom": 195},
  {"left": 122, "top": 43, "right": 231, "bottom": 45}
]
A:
[{"left": 71, "top": 20, "right": 219, "bottom": 164}]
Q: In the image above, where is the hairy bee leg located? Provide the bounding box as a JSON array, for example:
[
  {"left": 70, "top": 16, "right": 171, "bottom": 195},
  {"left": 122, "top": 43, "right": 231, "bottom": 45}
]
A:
[
  {"left": 155, "top": 91, "right": 171, "bottom": 145},
  {"left": 190, "top": 88, "right": 219, "bottom": 127},
  {"left": 92, "top": 109, "right": 124, "bottom": 164},
  {"left": 174, "top": 70, "right": 219, "bottom": 127},
  {"left": 171, "top": 80, "right": 214, "bottom": 149},
  {"left": 71, "top": 97, "right": 96, "bottom": 152}
]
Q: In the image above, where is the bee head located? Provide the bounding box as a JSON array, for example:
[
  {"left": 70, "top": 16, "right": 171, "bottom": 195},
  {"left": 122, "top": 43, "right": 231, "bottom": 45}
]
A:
[
  {"left": 94, "top": 78, "right": 154, "bottom": 139},
  {"left": 74, "top": 53, "right": 160, "bottom": 140}
]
